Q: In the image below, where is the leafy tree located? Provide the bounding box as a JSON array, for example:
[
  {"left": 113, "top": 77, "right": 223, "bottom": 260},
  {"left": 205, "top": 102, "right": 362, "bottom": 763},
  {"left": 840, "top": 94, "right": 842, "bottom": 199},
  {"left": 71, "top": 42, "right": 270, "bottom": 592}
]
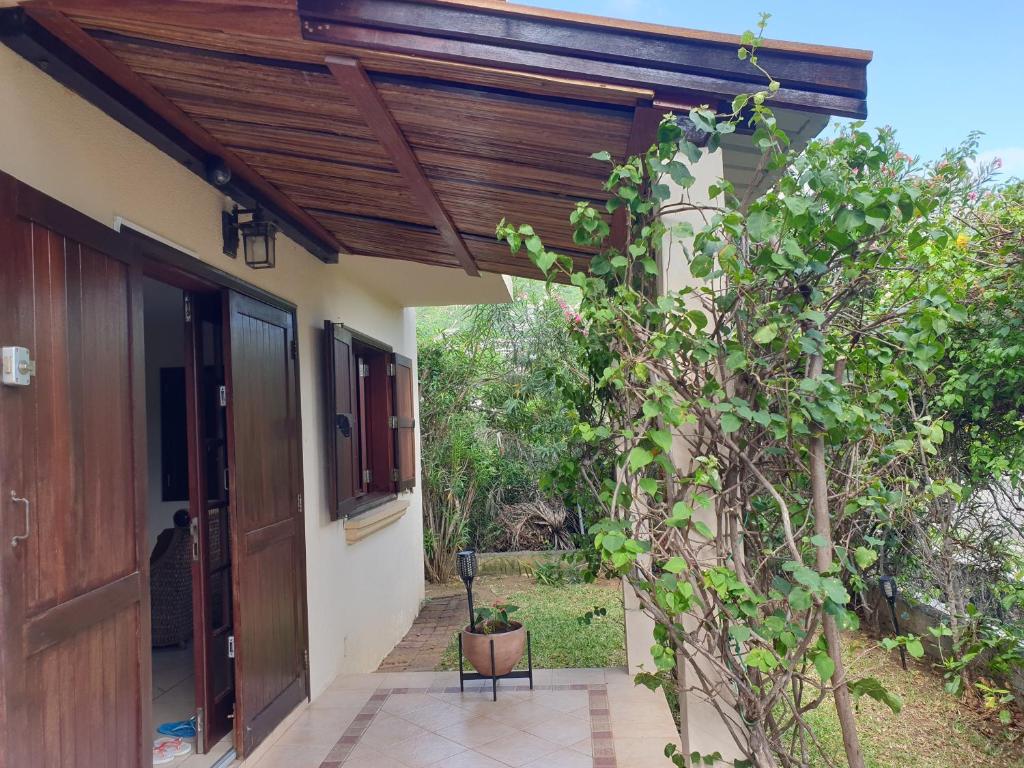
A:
[
  {"left": 493, "top": 25, "right": 1016, "bottom": 765},
  {"left": 418, "top": 280, "right": 607, "bottom": 579}
]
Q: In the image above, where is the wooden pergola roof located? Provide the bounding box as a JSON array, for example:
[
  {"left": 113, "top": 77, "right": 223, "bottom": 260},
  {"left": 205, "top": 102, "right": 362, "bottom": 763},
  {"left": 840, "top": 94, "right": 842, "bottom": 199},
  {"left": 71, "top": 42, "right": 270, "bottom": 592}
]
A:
[{"left": 1, "top": 1, "right": 871, "bottom": 281}]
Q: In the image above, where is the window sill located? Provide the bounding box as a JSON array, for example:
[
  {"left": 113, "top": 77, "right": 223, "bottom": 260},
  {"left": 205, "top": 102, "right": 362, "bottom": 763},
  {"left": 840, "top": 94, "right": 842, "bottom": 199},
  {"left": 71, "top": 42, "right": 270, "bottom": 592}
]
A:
[{"left": 344, "top": 498, "right": 410, "bottom": 544}]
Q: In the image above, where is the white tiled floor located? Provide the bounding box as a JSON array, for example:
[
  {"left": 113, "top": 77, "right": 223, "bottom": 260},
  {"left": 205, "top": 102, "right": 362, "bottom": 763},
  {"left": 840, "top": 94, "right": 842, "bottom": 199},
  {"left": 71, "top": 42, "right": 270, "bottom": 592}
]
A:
[
  {"left": 242, "top": 668, "right": 678, "bottom": 768},
  {"left": 151, "top": 645, "right": 234, "bottom": 767}
]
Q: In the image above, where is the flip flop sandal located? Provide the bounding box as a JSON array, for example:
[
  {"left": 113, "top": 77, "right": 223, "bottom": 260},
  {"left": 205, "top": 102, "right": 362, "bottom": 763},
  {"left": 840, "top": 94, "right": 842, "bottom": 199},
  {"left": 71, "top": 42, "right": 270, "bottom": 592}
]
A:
[
  {"left": 156, "top": 717, "right": 197, "bottom": 739},
  {"left": 155, "top": 737, "right": 193, "bottom": 758},
  {"left": 152, "top": 739, "right": 179, "bottom": 765}
]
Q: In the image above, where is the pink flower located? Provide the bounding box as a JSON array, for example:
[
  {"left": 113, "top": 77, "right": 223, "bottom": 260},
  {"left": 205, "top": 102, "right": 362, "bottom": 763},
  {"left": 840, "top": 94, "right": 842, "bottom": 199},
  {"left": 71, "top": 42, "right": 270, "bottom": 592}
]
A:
[
  {"left": 994, "top": 157, "right": 1003, "bottom": 170},
  {"left": 968, "top": 191, "right": 978, "bottom": 201},
  {"left": 556, "top": 296, "right": 583, "bottom": 327}
]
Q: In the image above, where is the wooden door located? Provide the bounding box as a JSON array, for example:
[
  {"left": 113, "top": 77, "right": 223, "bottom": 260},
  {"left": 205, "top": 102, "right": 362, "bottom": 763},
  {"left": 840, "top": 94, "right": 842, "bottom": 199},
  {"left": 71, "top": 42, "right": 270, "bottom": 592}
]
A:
[
  {"left": 224, "top": 291, "right": 307, "bottom": 756},
  {"left": 0, "top": 182, "right": 149, "bottom": 767},
  {"left": 186, "top": 293, "right": 236, "bottom": 752}
]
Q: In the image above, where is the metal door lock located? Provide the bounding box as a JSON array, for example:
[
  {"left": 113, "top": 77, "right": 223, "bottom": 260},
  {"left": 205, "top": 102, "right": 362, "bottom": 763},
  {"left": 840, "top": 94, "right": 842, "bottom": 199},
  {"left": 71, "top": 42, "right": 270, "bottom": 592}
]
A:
[{"left": 2, "top": 347, "right": 35, "bottom": 386}]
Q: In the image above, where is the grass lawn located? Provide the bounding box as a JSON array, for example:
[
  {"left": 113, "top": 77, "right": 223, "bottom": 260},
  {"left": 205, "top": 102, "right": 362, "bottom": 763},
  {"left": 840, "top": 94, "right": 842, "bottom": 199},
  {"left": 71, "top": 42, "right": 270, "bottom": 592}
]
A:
[
  {"left": 437, "top": 578, "right": 626, "bottom": 670},
  {"left": 806, "top": 632, "right": 1024, "bottom": 768},
  {"left": 433, "top": 575, "right": 1022, "bottom": 766}
]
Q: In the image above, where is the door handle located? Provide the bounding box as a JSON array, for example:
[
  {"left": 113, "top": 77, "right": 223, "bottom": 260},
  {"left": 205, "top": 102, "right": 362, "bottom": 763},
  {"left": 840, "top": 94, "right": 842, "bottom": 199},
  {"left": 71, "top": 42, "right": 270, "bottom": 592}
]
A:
[{"left": 9, "top": 491, "right": 29, "bottom": 547}]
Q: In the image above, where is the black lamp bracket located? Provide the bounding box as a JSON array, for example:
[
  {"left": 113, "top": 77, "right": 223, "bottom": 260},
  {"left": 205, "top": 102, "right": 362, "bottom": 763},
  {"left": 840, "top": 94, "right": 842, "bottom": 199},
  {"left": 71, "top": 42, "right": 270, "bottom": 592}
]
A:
[{"left": 221, "top": 206, "right": 261, "bottom": 258}]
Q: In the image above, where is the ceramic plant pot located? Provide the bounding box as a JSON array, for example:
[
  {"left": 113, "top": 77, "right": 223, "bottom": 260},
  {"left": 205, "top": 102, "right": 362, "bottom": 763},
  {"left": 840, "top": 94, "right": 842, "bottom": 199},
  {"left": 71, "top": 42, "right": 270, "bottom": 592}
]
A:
[{"left": 461, "top": 622, "right": 526, "bottom": 677}]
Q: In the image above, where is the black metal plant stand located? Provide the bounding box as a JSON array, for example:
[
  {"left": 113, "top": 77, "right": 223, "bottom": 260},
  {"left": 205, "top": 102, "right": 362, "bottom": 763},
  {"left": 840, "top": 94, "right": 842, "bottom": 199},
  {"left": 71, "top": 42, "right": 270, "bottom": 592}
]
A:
[{"left": 458, "top": 630, "right": 534, "bottom": 702}]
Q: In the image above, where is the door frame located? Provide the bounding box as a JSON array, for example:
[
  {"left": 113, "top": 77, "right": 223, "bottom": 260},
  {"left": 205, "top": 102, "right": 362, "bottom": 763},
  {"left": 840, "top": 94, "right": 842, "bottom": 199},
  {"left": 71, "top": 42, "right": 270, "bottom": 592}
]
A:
[{"left": 3, "top": 171, "right": 312, "bottom": 758}]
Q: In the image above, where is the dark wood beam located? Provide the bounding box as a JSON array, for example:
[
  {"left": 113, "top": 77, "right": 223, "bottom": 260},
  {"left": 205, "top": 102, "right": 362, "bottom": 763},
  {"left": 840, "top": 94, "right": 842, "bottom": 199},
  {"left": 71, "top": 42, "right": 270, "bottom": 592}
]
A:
[
  {"left": 610, "top": 104, "right": 665, "bottom": 252},
  {"left": 1, "top": 7, "right": 344, "bottom": 263},
  {"left": 300, "top": 0, "right": 870, "bottom": 119},
  {"left": 325, "top": 55, "right": 479, "bottom": 277}
]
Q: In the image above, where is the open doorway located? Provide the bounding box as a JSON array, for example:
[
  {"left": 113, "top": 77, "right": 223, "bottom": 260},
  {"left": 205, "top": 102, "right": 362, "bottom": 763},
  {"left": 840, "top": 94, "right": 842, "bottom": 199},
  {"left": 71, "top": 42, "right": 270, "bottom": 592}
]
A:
[{"left": 144, "top": 277, "right": 236, "bottom": 765}]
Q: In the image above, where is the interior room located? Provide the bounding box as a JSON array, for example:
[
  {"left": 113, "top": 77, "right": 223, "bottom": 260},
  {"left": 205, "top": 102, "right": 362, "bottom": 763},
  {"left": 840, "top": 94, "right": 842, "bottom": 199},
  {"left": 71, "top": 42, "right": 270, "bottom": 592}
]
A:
[{"left": 144, "top": 277, "right": 235, "bottom": 766}]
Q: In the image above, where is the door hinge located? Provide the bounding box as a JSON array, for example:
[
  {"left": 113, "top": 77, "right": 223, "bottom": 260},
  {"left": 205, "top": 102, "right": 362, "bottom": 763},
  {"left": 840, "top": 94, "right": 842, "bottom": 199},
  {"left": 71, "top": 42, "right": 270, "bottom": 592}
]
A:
[
  {"left": 362, "top": 468, "right": 372, "bottom": 484},
  {"left": 391, "top": 468, "right": 400, "bottom": 483},
  {"left": 227, "top": 635, "right": 235, "bottom": 659},
  {"left": 303, "top": 649, "right": 309, "bottom": 670},
  {"left": 218, "top": 385, "right": 227, "bottom": 407},
  {"left": 189, "top": 517, "right": 200, "bottom": 563},
  {"left": 387, "top": 362, "right": 396, "bottom": 376},
  {"left": 184, "top": 294, "right": 193, "bottom": 323},
  {"left": 388, "top": 415, "right": 398, "bottom": 429},
  {"left": 290, "top": 339, "right": 298, "bottom": 360},
  {"left": 297, "top": 493, "right": 304, "bottom": 515},
  {"left": 358, "top": 361, "right": 370, "bottom": 378},
  {"left": 195, "top": 707, "right": 206, "bottom": 754}
]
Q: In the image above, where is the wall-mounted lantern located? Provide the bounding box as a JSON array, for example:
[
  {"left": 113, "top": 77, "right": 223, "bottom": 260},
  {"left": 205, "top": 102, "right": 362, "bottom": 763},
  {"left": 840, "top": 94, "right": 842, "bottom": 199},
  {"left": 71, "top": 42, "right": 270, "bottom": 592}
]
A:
[{"left": 222, "top": 206, "right": 278, "bottom": 269}]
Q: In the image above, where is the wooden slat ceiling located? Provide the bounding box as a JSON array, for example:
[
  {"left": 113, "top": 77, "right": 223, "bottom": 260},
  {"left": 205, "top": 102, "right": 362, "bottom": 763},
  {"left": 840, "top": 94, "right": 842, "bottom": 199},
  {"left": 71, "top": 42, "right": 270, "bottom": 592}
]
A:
[
  {"left": 45, "top": 5, "right": 634, "bottom": 280},
  {"left": 9, "top": 0, "right": 870, "bottom": 282}
]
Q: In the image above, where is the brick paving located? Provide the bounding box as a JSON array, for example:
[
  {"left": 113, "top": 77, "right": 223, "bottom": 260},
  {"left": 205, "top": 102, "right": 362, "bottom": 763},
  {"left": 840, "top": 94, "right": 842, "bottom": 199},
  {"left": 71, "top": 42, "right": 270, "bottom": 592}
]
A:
[{"left": 377, "top": 580, "right": 504, "bottom": 672}]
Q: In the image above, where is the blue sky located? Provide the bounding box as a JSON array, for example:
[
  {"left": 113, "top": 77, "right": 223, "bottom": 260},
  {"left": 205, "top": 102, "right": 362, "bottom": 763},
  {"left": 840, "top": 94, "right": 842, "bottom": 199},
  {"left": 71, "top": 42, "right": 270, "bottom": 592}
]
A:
[{"left": 527, "top": 1, "right": 1023, "bottom": 177}]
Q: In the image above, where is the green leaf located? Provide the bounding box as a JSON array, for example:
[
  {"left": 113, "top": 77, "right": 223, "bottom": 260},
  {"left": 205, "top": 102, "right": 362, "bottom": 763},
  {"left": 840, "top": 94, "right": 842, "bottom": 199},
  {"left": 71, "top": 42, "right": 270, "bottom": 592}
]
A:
[
  {"left": 854, "top": 546, "right": 878, "bottom": 569},
  {"left": 747, "top": 210, "right": 775, "bottom": 242},
  {"left": 788, "top": 587, "right": 812, "bottom": 611},
  {"left": 670, "top": 501, "right": 693, "bottom": 524},
  {"left": 628, "top": 447, "right": 654, "bottom": 471},
  {"left": 753, "top": 323, "right": 779, "bottom": 344},
  {"left": 783, "top": 195, "right": 813, "bottom": 216},
  {"left": 649, "top": 429, "right": 673, "bottom": 453},
  {"left": 693, "top": 520, "right": 714, "bottom": 539},
  {"left": 906, "top": 637, "right": 925, "bottom": 659},
  {"left": 849, "top": 677, "right": 903, "bottom": 714},
  {"left": 813, "top": 652, "right": 835, "bottom": 682},
  {"left": 690, "top": 254, "right": 713, "bottom": 278},
  {"left": 720, "top": 413, "right": 741, "bottom": 433},
  {"left": 591, "top": 150, "right": 612, "bottom": 162},
  {"left": 663, "top": 557, "right": 687, "bottom": 574},
  {"left": 533, "top": 249, "right": 557, "bottom": 273}
]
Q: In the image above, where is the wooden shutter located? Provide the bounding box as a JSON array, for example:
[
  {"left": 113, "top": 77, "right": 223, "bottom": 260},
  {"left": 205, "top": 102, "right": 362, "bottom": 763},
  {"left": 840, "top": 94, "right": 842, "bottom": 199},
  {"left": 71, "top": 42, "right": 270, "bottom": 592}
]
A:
[
  {"left": 324, "top": 322, "right": 360, "bottom": 518},
  {"left": 391, "top": 353, "right": 417, "bottom": 492}
]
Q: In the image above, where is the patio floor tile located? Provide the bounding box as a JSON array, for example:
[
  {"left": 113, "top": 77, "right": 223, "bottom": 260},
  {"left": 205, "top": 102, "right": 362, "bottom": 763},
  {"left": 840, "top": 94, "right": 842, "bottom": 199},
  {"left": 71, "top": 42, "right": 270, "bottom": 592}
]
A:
[{"left": 248, "top": 667, "right": 680, "bottom": 768}]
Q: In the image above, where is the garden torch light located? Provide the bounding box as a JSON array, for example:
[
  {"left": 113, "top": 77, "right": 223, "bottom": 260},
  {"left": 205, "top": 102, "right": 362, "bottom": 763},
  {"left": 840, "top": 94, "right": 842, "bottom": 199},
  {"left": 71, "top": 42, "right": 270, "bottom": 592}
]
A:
[
  {"left": 880, "top": 575, "right": 907, "bottom": 670},
  {"left": 457, "top": 550, "right": 479, "bottom": 632}
]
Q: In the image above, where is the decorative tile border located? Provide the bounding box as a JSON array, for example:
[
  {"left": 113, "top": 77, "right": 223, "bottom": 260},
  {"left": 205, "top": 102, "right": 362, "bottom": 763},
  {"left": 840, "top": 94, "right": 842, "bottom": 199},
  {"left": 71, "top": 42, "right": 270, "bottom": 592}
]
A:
[{"left": 317, "top": 683, "right": 617, "bottom": 768}]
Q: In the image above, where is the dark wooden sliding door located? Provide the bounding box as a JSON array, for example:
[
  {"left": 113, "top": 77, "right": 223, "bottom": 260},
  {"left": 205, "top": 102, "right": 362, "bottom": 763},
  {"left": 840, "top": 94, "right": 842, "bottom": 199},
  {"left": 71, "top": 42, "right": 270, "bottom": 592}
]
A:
[
  {"left": 0, "top": 180, "right": 149, "bottom": 768},
  {"left": 224, "top": 291, "right": 308, "bottom": 756}
]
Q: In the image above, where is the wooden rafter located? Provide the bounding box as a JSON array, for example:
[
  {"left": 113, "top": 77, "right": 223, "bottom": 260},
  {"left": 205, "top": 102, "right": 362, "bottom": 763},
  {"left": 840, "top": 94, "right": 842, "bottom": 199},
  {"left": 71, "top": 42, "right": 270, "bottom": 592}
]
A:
[
  {"left": 300, "top": 0, "right": 871, "bottom": 119},
  {"left": 326, "top": 55, "right": 479, "bottom": 277},
  {"left": 11, "top": 6, "right": 344, "bottom": 262}
]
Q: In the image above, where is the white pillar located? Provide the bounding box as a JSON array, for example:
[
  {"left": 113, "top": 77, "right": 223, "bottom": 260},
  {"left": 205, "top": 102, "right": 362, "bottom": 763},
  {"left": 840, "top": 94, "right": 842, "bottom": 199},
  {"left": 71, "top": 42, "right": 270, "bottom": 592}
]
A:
[{"left": 622, "top": 145, "right": 745, "bottom": 764}]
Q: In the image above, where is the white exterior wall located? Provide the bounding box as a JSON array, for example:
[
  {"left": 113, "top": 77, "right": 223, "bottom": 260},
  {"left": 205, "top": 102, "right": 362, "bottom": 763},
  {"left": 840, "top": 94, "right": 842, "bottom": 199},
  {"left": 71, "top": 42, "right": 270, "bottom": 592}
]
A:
[{"left": 0, "top": 45, "right": 430, "bottom": 698}]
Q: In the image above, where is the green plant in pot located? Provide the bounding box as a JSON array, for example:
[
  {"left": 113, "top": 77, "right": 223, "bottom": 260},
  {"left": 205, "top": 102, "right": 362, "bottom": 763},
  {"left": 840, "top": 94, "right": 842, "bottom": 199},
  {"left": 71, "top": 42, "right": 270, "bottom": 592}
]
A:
[{"left": 462, "top": 602, "right": 526, "bottom": 676}]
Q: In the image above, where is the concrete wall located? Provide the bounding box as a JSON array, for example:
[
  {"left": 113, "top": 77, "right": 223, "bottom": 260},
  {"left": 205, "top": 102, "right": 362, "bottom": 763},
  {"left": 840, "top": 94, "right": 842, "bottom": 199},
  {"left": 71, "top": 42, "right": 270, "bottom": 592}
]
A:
[{"left": 0, "top": 45, "right": 429, "bottom": 698}]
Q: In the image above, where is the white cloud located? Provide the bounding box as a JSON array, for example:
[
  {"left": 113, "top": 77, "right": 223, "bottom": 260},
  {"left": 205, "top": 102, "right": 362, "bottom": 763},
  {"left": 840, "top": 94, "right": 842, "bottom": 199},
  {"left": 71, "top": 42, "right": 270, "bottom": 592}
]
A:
[{"left": 976, "top": 147, "right": 1024, "bottom": 179}]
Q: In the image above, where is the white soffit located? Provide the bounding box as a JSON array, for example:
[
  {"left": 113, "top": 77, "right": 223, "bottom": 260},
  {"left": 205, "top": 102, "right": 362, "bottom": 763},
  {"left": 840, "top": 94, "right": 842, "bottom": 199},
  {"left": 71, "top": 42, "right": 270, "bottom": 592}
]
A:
[
  {"left": 336, "top": 254, "right": 513, "bottom": 308},
  {"left": 721, "top": 107, "right": 831, "bottom": 201}
]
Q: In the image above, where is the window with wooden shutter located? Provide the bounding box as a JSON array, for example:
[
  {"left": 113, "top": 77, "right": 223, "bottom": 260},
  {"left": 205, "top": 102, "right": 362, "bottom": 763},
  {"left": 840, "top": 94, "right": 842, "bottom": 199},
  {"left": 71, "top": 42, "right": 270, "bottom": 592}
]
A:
[
  {"left": 324, "top": 322, "right": 360, "bottom": 519},
  {"left": 324, "top": 325, "right": 415, "bottom": 519},
  {"left": 392, "top": 353, "right": 417, "bottom": 492}
]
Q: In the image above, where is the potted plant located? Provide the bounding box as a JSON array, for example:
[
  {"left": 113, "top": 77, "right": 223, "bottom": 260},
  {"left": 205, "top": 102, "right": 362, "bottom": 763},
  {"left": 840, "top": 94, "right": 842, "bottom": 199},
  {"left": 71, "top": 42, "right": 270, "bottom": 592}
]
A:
[{"left": 461, "top": 602, "right": 526, "bottom": 677}]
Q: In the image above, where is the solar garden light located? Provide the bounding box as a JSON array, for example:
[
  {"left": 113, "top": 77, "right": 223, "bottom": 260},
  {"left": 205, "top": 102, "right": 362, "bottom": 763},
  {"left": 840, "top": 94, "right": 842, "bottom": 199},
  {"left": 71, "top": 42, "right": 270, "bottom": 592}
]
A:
[
  {"left": 456, "top": 550, "right": 478, "bottom": 632},
  {"left": 880, "top": 575, "right": 907, "bottom": 670}
]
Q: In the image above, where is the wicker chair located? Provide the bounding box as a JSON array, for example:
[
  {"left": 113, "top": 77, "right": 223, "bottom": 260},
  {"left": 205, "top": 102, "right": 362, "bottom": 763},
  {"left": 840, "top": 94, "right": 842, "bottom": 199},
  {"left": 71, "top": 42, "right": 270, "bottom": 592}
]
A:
[{"left": 150, "top": 527, "right": 194, "bottom": 648}]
